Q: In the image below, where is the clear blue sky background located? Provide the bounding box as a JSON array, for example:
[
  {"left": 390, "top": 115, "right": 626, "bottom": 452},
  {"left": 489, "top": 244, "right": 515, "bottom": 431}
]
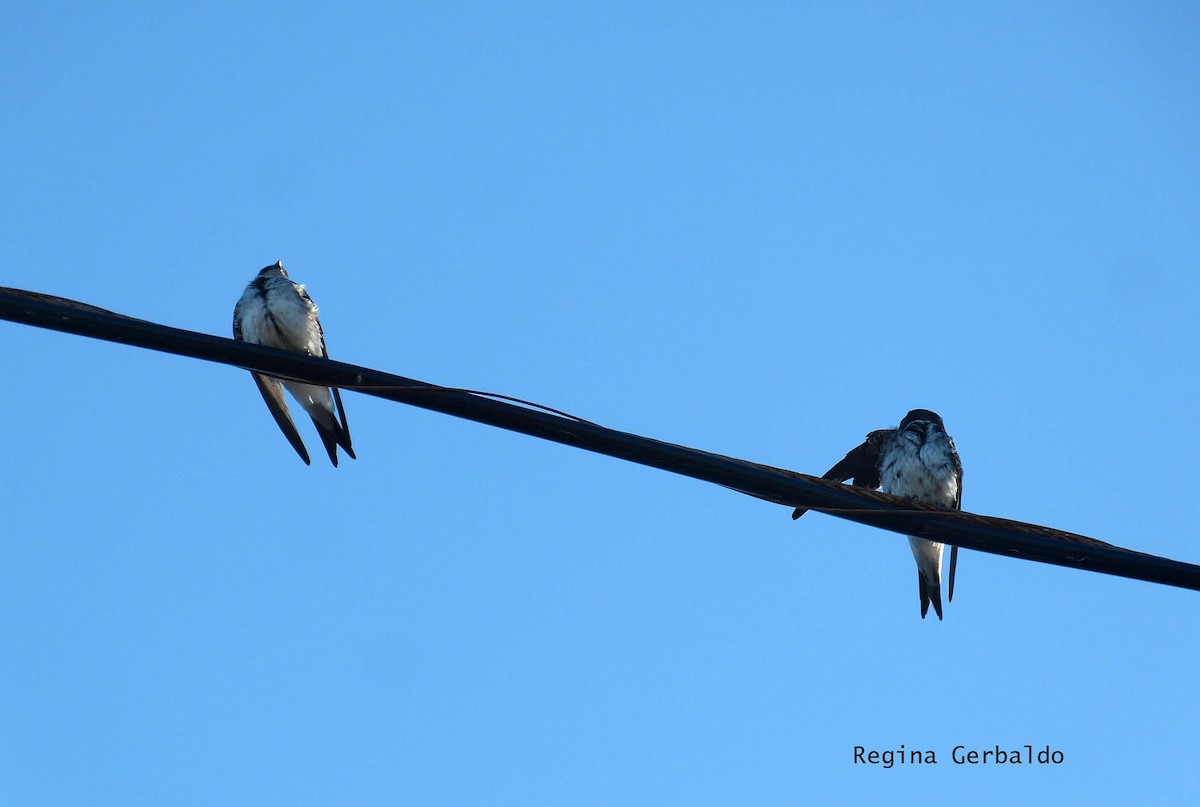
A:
[{"left": 2, "top": 2, "right": 1198, "bottom": 805}]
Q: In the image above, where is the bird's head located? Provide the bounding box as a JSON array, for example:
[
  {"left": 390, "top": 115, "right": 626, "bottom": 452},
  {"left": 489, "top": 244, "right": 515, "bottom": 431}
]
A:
[
  {"left": 259, "top": 260, "right": 288, "bottom": 278},
  {"left": 898, "top": 408, "right": 945, "bottom": 436}
]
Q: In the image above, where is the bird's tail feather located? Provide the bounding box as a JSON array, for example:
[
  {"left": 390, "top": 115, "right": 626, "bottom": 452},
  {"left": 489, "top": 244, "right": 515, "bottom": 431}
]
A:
[{"left": 918, "top": 571, "right": 943, "bottom": 620}]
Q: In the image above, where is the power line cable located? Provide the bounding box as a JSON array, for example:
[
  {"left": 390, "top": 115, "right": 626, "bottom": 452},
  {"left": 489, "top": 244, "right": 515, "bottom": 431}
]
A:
[{"left": 2, "top": 286, "right": 1197, "bottom": 593}]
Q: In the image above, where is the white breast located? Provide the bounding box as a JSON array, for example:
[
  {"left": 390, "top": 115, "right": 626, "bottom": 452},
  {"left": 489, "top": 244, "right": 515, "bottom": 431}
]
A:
[
  {"left": 238, "top": 277, "right": 322, "bottom": 356},
  {"left": 878, "top": 431, "right": 958, "bottom": 507}
]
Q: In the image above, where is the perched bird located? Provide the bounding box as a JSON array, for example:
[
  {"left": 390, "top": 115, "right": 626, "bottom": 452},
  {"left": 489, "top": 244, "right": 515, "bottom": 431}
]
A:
[
  {"left": 793, "top": 409, "right": 962, "bottom": 620},
  {"left": 233, "top": 261, "right": 356, "bottom": 466}
]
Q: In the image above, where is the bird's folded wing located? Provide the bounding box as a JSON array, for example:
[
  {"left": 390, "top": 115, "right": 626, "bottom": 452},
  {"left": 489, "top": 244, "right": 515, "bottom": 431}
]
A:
[{"left": 251, "top": 372, "right": 311, "bottom": 465}]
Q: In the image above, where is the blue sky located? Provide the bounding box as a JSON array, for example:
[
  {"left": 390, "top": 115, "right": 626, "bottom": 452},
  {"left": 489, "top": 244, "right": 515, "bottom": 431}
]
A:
[{"left": 2, "top": 2, "right": 1199, "bottom": 804}]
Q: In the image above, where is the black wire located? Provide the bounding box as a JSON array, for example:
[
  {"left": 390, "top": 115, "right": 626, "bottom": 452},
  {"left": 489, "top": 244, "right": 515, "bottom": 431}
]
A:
[
  {"left": 1, "top": 285, "right": 1197, "bottom": 593},
  {"left": 348, "top": 384, "right": 602, "bottom": 427}
]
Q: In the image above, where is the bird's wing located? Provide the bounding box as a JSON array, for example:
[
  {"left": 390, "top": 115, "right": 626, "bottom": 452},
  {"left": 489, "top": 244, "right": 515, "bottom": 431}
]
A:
[
  {"left": 331, "top": 387, "right": 354, "bottom": 455},
  {"left": 949, "top": 436, "right": 963, "bottom": 602},
  {"left": 252, "top": 372, "right": 311, "bottom": 465},
  {"left": 299, "top": 284, "right": 355, "bottom": 463},
  {"left": 791, "top": 429, "right": 894, "bottom": 519}
]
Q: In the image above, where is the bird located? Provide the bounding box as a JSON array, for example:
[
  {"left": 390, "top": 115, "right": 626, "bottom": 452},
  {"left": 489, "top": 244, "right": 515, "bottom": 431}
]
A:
[
  {"left": 793, "top": 409, "right": 962, "bottom": 620},
  {"left": 233, "top": 261, "right": 356, "bottom": 466}
]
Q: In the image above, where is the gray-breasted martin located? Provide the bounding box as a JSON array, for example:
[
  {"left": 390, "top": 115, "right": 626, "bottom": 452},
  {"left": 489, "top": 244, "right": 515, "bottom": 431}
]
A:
[
  {"left": 233, "top": 261, "right": 355, "bottom": 466},
  {"left": 794, "top": 409, "right": 962, "bottom": 619}
]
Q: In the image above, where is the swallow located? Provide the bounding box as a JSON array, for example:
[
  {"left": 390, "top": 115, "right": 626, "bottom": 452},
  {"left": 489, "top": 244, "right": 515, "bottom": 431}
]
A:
[
  {"left": 793, "top": 409, "right": 962, "bottom": 619},
  {"left": 880, "top": 410, "right": 962, "bottom": 619},
  {"left": 233, "top": 261, "right": 356, "bottom": 466}
]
